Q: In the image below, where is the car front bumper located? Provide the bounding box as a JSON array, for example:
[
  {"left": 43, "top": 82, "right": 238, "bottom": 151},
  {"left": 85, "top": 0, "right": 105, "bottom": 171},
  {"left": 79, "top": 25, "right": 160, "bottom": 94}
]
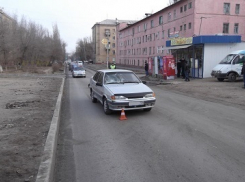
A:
[
  {"left": 107, "top": 98, "right": 156, "bottom": 111},
  {"left": 211, "top": 71, "right": 227, "bottom": 78},
  {"left": 73, "top": 73, "right": 86, "bottom": 77}
]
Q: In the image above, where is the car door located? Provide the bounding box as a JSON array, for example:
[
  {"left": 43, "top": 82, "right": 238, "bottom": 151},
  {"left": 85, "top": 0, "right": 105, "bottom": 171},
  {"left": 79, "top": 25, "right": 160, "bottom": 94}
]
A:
[
  {"left": 95, "top": 72, "right": 104, "bottom": 103},
  {"left": 232, "top": 55, "right": 244, "bottom": 76},
  {"left": 90, "top": 71, "right": 100, "bottom": 99}
]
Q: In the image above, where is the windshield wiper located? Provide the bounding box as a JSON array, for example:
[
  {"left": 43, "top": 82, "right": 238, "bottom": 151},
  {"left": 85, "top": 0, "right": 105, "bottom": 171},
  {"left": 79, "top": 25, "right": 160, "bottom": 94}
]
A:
[
  {"left": 106, "top": 82, "right": 124, "bottom": 84},
  {"left": 124, "top": 81, "right": 139, "bottom": 83}
]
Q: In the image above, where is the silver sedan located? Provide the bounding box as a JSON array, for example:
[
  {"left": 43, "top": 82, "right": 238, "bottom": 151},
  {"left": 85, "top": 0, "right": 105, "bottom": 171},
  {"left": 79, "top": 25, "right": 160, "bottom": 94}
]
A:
[{"left": 89, "top": 69, "right": 156, "bottom": 114}]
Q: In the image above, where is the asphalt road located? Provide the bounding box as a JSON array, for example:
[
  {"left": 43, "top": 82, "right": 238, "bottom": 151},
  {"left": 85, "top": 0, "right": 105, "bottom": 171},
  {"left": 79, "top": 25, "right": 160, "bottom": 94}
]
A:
[{"left": 54, "top": 68, "right": 245, "bottom": 182}]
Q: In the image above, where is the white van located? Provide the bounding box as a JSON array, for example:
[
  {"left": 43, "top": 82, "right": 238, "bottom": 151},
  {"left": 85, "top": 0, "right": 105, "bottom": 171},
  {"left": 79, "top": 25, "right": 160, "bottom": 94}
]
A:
[{"left": 211, "top": 50, "right": 245, "bottom": 82}]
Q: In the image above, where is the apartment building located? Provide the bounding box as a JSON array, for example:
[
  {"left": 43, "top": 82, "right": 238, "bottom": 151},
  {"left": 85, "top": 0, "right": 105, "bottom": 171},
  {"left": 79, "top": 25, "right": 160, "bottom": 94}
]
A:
[
  {"left": 116, "top": 0, "right": 245, "bottom": 78},
  {"left": 92, "top": 19, "right": 136, "bottom": 64}
]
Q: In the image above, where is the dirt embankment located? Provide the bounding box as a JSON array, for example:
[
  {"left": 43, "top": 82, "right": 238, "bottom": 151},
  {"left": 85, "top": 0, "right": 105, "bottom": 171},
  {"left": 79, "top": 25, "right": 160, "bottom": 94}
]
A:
[{"left": 0, "top": 69, "right": 63, "bottom": 182}]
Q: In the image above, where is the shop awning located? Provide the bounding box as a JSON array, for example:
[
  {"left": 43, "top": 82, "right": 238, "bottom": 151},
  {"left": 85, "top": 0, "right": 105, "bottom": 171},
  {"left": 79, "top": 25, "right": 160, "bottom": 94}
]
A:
[{"left": 162, "top": 45, "right": 191, "bottom": 50}]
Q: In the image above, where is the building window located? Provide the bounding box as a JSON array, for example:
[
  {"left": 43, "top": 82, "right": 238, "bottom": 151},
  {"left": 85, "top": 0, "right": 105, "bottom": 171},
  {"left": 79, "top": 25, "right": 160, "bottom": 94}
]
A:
[
  {"left": 168, "top": 29, "right": 170, "bottom": 37},
  {"left": 189, "top": 23, "right": 192, "bottom": 29},
  {"left": 174, "top": 9, "right": 176, "bottom": 19},
  {"left": 223, "top": 23, "right": 229, "bottom": 33},
  {"left": 184, "top": 24, "right": 186, "bottom": 30},
  {"left": 159, "top": 16, "right": 163, "bottom": 25},
  {"left": 138, "top": 26, "right": 140, "bottom": 32},
  {"left": 174, "top": 27, "right": 176, "bottom": 32},
  {"left": 112, "top": 43, "right": 115, "bottom": 48},
  {"left": 234, "top": 23, "right": 239, "bottom": 34},
  {"left": 162, "top": 30, "right": 164, "bottom": 39},
  {"left": 151, "top": 20, "right": 154, "bottom": 28},
  {"left": 184, "top": 4, "right": 187, "bottom": 11},
  {"left": 180, "top": 7, "right": 183, "bottom": 13},
  {"left": 180, "top": 25, "right": 182, "bottom": 31},
  {"left": 224, "top": 3, "right": 230, "bottom": 14},
  {"left": 113, "top": 50, "right": 115, "bottom": 55},
  {"left": 168, "top": 12, "right": 171, "bottom": 21},
  {"left": 144, "top": 23, "right": 147, "bottom": 31},
  {"left": 132, "top": 28, "right": 134, "bottom": 35},
  {"left": 235, "top": 4, "right": 240, "bottom": 14},
  {"left": 188, "top": 2, "right": 192, "bottom": 9},
  {"left": 149, "top": 47, "right": 151, "bottom": 55}
]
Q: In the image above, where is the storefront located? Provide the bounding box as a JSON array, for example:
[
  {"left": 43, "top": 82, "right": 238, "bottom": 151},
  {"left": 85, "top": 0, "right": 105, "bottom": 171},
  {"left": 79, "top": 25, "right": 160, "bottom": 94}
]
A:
[{"left": 165, "top": 35, "right": 242, "bottom": 78}]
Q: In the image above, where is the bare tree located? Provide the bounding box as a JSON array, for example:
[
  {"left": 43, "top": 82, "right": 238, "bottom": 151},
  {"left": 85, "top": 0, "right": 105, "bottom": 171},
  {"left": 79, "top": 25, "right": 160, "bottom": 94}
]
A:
[
  {"left": 0, "top": 10, "right": 67, "bottom": 71},
  {"left": 76, "top": 37, "right": 93, "bottom": 61}
]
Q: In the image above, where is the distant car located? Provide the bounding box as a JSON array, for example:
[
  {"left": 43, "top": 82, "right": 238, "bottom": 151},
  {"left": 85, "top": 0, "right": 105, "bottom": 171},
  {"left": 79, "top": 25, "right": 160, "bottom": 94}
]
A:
[
  {"left": 69, "top": 62, "right": 78, "bottom": 71},
  {"left": 89, "top": 69, "right": 156, "bottom": 114},
  {"left": 77, "top": 61, "right": 83, "bottom": 67},
  {"left": 72, "top": 66, "right": 86, "bottom": 78}
]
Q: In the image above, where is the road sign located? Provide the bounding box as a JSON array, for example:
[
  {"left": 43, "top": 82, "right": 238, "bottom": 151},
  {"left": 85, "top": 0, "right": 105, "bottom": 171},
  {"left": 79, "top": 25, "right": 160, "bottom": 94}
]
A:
[{"left": 101, "top": 39, "right": 108, "bottom": 45}]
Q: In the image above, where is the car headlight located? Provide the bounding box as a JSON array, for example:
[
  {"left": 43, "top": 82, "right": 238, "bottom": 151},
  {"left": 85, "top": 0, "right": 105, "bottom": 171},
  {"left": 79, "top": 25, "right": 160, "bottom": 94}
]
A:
[
  {"left": 144, "top": 93, "right": 155, "bottom": 98},
  {"left": 111, "top": 95, "right": 127, "bottom": 100}
]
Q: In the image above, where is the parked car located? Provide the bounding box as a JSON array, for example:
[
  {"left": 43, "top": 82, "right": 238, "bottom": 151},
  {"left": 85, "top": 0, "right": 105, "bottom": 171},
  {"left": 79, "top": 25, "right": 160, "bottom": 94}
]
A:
[
  {"left": 89, "top": 69, "right": 156, "bottom": 114},
  {"left": 72, "top": 66, "right": 86, "bottom": 78},
  {"left": 211, "top": 50, "right": 245, "bottom": 82}
]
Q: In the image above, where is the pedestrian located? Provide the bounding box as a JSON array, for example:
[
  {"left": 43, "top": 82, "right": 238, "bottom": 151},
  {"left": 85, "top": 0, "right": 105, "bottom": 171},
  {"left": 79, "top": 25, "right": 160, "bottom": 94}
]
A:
[
  {"left": 109, "top": 61, "right": 116, "bottom": 69},
  {"left": 145, "top": 61, "right": 149, "bottom": 76},
  {"left": 242, "top": 61, "right": 245, "bottom": 88},
  {"left": 185, "top": 61, "right": 190, "bottom": 81},
  {"left": 180, "top": 57, "right": 186, "bottom": 79},
  {"left": 177, "top": 59, "right": 181, "bottom": 78}
]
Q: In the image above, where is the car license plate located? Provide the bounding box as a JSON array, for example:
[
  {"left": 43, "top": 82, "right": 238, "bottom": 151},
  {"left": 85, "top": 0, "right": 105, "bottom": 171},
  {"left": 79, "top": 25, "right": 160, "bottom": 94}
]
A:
[{"left": 129, "top": 101, "right": 143, "bottom": 106}]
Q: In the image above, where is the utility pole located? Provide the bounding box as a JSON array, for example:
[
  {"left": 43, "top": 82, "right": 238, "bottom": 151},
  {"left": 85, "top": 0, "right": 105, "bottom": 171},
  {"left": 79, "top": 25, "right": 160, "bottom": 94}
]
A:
[
  {"left": 105, "top": 30, "right": 110, "bottom": 69},
  {"left": 83, "top": 41, "right": 86, "bottom": 61}
]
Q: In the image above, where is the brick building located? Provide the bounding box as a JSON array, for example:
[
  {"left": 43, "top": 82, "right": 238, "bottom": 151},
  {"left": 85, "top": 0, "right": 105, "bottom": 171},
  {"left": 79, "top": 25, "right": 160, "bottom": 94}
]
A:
[
  {"left": 92, "top": 19, "right": 136, "bottom": 65},
  {"left": 116, "top": 0, "right": 245, "bottom": 78}
]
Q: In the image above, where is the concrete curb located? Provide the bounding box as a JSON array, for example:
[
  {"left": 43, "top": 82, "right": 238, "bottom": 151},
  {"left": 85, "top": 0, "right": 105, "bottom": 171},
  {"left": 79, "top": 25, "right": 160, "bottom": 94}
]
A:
[{"left": 35, "top": 77, "right": 65, "bottom": 182}]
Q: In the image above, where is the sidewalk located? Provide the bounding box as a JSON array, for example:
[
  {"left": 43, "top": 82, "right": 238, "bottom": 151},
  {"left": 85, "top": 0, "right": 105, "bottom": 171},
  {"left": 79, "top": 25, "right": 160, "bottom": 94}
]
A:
[{"left": 84, "top": 63, "right": 188, "bottom": 85}]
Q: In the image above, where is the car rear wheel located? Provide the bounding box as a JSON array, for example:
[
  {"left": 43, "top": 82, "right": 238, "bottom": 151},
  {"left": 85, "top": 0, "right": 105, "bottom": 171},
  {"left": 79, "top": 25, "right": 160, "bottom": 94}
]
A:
[
  {"left": 103, "top": 98, "right": 112, "bottom": 115},
  {"left": 217, "top": 78, "right": 224, "bottom": 81},
  {"left": 228, "top": 73, "right": 236, "bottom": 82},
  {"left": 91, "top": 90, "right": 97, "bottom": 103}
]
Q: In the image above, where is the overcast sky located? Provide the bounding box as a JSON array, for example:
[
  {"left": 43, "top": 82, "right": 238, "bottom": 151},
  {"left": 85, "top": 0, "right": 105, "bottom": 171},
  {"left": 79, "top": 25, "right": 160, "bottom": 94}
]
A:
[{"left": 0, "top": 0, "right": 170, "bottom": 53}]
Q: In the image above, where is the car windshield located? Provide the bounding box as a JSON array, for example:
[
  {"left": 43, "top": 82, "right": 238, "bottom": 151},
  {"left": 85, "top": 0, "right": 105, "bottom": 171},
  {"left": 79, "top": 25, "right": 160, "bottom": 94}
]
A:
[
  {"left": 219, "top": 54, "right": 237, "bottom": 64},
  {"left": 73, "top": 67, "right": 84, "bottom": 71},
  {"left": 104, "top": 72, "right": 140, "bottom": 84}
]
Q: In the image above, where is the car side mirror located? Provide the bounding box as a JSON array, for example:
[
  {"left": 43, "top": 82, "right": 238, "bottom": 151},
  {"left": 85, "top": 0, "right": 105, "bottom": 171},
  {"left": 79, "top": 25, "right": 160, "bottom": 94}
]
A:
[{"left": 96, "top": 82, "right": 102, "bottom": 86}]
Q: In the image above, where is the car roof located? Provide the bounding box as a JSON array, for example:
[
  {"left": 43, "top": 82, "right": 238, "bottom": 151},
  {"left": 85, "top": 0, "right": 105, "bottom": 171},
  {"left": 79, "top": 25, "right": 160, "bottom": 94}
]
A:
[{"left": 97, "top": 69, "right": 133, "bottom": 73}]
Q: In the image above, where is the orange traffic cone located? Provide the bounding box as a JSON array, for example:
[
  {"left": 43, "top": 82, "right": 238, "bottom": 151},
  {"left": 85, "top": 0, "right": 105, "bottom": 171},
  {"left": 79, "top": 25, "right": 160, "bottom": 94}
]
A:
[{"left": 119, "top": 109, "right": 127, "bottom": 120}]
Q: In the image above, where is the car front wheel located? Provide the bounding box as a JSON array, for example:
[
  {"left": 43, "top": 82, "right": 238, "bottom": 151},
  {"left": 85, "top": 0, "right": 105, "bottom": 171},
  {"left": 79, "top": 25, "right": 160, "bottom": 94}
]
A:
[
  {"left": 103, "top": 98, "right": 112, "bottom": 115},
  {"left": 228, "top": 73, "right": 236, "bottom": 82}
]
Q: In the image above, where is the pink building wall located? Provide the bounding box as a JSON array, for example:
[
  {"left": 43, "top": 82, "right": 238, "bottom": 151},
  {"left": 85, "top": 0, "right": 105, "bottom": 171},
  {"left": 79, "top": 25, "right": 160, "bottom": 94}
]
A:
[
  {"left": 194, "top": 0, "right": 245, "bottom": 37},
  {"left": 116, "top": 0, "right": 245, "bottom": 67}
]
